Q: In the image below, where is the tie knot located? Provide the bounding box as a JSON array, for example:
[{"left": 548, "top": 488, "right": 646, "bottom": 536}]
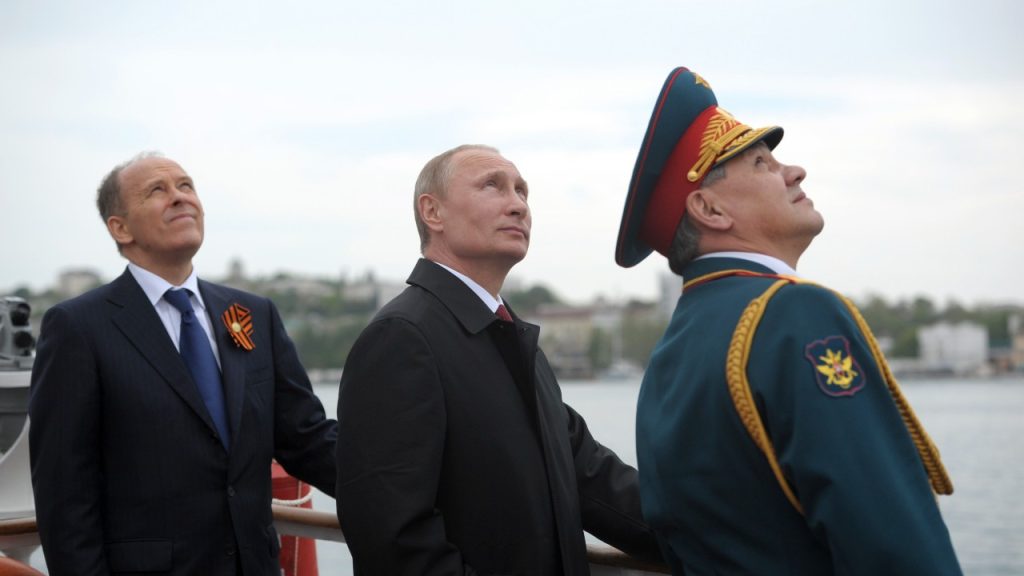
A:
[
  {"left": 165, "top": 289, "right": 195, "bottom": 320},
  {"left": 495, "top": 304, "right": 513, "bottom": 323}
]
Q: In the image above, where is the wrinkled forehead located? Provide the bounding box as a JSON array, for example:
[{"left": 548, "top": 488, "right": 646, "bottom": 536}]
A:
[
  {"left": 453, "top": 149, "right": 525, "bottom": 183},
  {"left": 120, "top": 157, "right": 189, "bottom": 188},
  {"left": 454, "top": 148, "right": 516, "bottom": 172}
]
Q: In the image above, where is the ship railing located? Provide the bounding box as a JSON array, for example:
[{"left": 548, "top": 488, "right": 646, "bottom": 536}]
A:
[{"left": 1, "top": 507, "right": 670, "bottom": 575}]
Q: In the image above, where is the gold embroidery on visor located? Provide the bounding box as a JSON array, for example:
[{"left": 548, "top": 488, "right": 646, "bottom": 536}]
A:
[{"left": 686, "top": 109, "right": 776, "bottom": 183}]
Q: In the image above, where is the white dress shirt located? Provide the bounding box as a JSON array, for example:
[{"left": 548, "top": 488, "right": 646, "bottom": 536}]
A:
[
  {"left": 434, "top": 262, "right": 507, "bottom": 314},
  {"left": 128, "top": 262, "right": 222, "bottom": 367}
]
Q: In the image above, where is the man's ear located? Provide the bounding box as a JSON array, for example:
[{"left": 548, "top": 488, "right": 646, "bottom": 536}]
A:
[
  {"left": 106, "top": 216, "right": 133, "bottom": 248},
  {"left": 418, "top": 194, "right": 444, "bottom": 233},
  {"left": 686, "top": 190, "right": 732, "bottom": 232}
]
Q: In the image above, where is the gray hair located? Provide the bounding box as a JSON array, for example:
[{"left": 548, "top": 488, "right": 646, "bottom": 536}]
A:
[
  {"left": 96, "top": 151, "right": 163, "bottom": 252},
  {"left": 96, "top": 151, "right": 164, "bottom": 221},
  {"left": 413, "top": 144, "right": 499, "bottom": 252},
  {"left": 666, "top": 162, "right": 726, "bottom": 274}
]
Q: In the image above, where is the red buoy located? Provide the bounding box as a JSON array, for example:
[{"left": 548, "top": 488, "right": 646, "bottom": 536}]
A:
[
  {"left": 0, "top": 557, "right": 45, "bottom": 576},
  {"left": 271, "top": 460, "right": 319, "bottom": 576}
]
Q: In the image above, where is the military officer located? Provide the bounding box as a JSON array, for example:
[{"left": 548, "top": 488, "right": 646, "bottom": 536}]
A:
[{"left": 614, "top": 67, "right": 962, "bottom": 575}]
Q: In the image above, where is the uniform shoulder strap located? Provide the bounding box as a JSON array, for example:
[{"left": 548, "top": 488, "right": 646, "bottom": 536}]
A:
[
  {"left": 724, "top": 278, "right": 953, "bottom": 516},
  {"left": 725, "top": 278, "right": 805, "bottom": 513}
]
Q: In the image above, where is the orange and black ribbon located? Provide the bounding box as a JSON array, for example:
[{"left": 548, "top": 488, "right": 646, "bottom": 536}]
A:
[{"left": 221, "top": 303, "right": 255, "bottom": 351}]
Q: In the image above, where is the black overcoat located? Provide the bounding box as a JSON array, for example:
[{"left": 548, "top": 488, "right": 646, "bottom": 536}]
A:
[{"left": 336, "top": 259, "right": 660, "bottom": 575}]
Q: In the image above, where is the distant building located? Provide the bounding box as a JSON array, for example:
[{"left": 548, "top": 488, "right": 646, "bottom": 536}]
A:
[
  {"left": 56, "top": 268, "right": 102, "bottom": 298},
  {"left": 875, "top": 335, "right": 895, "bottom": 356},
  {"left": 262, "top": 274, "right": 333, "bottom": 297},
  {"left": 1010, "top": 314, "right": 1024, "bottom": 372},
  {"left": 529, "top": 300, "right": 639, "bottom": 379},
  {"left": 225, "top": 258, "right": 247, "bottom": 284},
  {"left": 375, "top": 283, "right": 406, "bottom": 311},
  {"left": 658, "top": 272, "right": 682, "bottom": 321},
  {"left": 344, "top": 271, "right": 405, "bottom": 312},
  {"left": 917, "top": 321, "right": 989, "bottom": 375},
  {"left": 532, "top": 304, "right": 596, "bottom": 379}
]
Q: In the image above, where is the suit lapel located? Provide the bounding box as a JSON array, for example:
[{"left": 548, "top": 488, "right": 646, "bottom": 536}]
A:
[
  {"left": 199, "top": 280, "right": 247, "bottom": 451},
  {"left": 108, "top": 270, "right": 219, "bottom": 436},
  {"left": 410, "top": 259, "right": 546, "bottom": 435}
]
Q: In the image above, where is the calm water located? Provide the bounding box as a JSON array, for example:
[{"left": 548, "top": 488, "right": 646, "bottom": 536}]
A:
[
  {"left": 21, "top": 377, "right": 1024, "bottom": 574},
  {"left": 310, "top": 376, "right": 1024, "bottom": 576}
]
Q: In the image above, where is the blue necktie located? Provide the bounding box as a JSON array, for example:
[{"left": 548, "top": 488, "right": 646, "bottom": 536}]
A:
[{"left": 164, "top": 288, "right": 231, "bottom": 450}]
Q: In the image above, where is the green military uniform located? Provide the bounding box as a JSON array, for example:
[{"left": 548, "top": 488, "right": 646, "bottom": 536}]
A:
[
  {"left": 637, "top": 256, "right": 961, "bottom": 574},
  {"left": 615, "top": 66, "right": 960, "bottom": 574}
]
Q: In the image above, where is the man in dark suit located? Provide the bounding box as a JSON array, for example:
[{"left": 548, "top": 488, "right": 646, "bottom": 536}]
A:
[
  {"left": 29, "top": 153, "right": 338, "bottom": 575},
  {"left": 335, "top": 144, "right": 662, "bottom": 575}
]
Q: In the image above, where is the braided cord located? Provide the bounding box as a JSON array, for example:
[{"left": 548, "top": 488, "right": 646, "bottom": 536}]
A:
[
  {"left": 837, "top": 294, "right": 954, "bottom": 495},
  {"left": 723, "top": 278, "right": 954, "bottom": 518},
  {"left": 725, "top": 279, "right": 805, "bottom": 514}
]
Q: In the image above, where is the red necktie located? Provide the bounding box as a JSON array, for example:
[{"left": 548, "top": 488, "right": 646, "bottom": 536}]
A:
[{"left": 495, "top": 304, "right": 513, "bottom": 323}]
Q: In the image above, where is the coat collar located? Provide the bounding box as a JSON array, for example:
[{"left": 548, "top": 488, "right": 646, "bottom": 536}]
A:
[{"left": 407, "top": 258, "right": 537, "bottom": 337}]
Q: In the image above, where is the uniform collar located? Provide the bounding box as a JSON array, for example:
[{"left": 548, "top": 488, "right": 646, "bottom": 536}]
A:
[{"left": 696, "top": 251, "right": 799, "bottom": 277}]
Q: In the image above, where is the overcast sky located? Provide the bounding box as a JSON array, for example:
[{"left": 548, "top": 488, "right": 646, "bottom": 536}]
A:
[{"left": 2, "top": 0, "right": 1022, "bottom": 306}]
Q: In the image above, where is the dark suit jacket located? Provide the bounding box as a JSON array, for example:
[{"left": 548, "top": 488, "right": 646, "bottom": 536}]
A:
[
  {"left": 336, "top": 259, "right": 660, "bottom": 575},
  {"left": 29, "top": 268, "right": 338, "bottom": 576}
]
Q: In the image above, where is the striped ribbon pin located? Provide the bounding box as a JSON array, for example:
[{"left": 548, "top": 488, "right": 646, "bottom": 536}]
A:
[{"left": 221, "top": 303, "right": 255, "bottom": 351}]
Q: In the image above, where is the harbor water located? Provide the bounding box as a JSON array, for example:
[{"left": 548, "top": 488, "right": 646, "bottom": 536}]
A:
[
  {"left": 19, "top": 376, "right": 1024, "bottom": 574},
  {"left": 311, "top": 376, "right": 1024, "bottom": 575}
]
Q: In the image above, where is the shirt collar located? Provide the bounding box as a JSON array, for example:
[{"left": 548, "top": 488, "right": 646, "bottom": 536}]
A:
[
  {"left": 696, "top": 251, "right": 800, "bottom": 277},
  {"left": 127, "top": 262, "right": 207, "bottom": 311},
  {"left": 433, "top": 262, "right": 503, "bottom": 313}
]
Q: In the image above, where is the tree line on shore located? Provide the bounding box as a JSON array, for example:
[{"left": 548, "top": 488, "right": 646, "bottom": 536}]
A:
[{"left": 9, "top": 276, "right": 1022, "bottom": 371}]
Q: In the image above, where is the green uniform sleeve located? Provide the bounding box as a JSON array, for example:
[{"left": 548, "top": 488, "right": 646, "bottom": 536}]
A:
[{"left": 750, "top": 283, "right": 961, "bottom": 575}]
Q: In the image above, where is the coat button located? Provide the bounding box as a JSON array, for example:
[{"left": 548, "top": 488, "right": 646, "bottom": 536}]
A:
[{"left": 227, "top": 486, "right": 236, "bottom": 497}]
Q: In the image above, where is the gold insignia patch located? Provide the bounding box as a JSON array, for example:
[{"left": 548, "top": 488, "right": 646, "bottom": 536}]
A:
[
  {"left": 804, "top": 336, "right": 865, "bottom": 397},
  {"left": 816, "top": 348, "right": 859, "bottom": 388}
]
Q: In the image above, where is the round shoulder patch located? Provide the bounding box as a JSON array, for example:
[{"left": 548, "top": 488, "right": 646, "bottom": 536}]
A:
[{"left": 804, "top": 335, "right": 866, "bottom": 397}]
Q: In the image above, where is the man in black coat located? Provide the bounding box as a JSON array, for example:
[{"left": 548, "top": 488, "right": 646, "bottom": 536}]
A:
[
  {"left": 336, "top": 144, "right": 662, "bottom": 575},
  {"left": 29, "top": 153, "right": 338, "bottom": 575}
]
